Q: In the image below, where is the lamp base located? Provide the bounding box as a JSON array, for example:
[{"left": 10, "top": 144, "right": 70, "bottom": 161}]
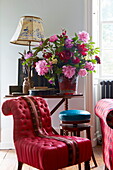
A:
[{"left": 23, "top": 77, "right": 30, "bottom": 94}]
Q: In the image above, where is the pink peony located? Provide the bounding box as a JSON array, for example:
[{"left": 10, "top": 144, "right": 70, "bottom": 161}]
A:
[
  {"left": 78, "top": 69, "right": 87, "bottom": 77},
  {"left": 62, "top": 65, "right": 76, "bottom": 78},
  {"left": 84, "top": 62, "right": 95, "bottom": 71},
  {"left": 78, "top": 31, "right": 90, "bottom": 43},
  {"left": 25, "top": 51, "right": 33, "bottom": 59},
  {"left": 49, "top": 35, "right": 58, "bottom": 42},
  {"left": 35, "top": 60, "right": 49, "bottom": 76}
]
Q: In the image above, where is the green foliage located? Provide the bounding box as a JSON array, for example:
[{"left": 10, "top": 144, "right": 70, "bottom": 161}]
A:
[{"left": 22, "top": 30, "right": 100, "bottom": 84}]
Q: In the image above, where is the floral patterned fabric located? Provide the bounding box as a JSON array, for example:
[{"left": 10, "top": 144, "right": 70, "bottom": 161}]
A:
[{"left": 95, "top": 99, "right": 113, "bottom": 170}]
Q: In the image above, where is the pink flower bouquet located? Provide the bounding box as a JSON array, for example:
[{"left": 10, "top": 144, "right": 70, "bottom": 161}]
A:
[{"left": 23, "top": 30, "right": 100, "bottom": 85}]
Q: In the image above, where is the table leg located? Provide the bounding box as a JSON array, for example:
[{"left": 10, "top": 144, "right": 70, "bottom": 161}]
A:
[
  {"left": 65, "top": 98, "right": 68, "bottom": 110},
  {"left": 50, "top": 98, "right": 69, "bottom": 134},
  {"left": 50, "top": 98, "right": 66, "bottom": 134},
  {"left": 50, "top": 98, "right": 65, "bottom": 115}
]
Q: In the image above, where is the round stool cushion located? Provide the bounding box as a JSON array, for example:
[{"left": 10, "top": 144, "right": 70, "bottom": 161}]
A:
[{"left": 59, "top": 110, "right": 91, "bottom": 122}]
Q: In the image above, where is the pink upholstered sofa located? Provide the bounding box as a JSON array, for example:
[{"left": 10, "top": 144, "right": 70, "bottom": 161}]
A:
[{"left": 95, "top": 99, "right": 113, "bottom": 170}]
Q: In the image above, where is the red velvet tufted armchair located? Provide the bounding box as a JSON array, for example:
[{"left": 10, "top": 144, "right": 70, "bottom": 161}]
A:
[{"left": 2, "top": 96, "right": 92, "bottom": 170}]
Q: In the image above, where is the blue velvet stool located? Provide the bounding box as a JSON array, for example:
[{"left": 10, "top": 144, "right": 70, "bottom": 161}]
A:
[
  {"left": 59, "top": 109, "right": 97, "bottom": 168},
  {"left": 59, "top": 109, "right": 91, "bottom": 123}
]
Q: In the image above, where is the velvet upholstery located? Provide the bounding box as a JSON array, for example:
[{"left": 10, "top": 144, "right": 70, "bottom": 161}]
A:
[
  {"left": 59, "top": 110, "right": 91, "bottom": 122},
  {"left": 95, "top": 99, "right": 113, "bottom": 170},
  {"left": 2, "top": 96, "right": 92, "bottom": 170}
]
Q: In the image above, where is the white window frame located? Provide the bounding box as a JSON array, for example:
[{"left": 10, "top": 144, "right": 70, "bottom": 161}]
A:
[{"left": 95, "top": 0, "right": 113, "bottom": 81}]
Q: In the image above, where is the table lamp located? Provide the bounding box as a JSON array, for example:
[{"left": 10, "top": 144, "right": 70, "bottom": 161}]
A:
[{"left": 10, "top": 15, "right": 44, "bottom": 88}]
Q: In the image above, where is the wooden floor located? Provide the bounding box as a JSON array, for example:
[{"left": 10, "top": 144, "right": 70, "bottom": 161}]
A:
[{"left": 0, "top": 145, "right": 104, "bottom": 170}]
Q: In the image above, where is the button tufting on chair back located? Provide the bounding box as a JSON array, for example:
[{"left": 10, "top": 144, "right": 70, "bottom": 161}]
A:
[
  {"left": 2, "top": 96, "right": 92, "bottom": 170},
  {"left": 2, "top": 97, "right": 53, "bottom": 141}
]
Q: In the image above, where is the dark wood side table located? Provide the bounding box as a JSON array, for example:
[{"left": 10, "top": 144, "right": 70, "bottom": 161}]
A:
[{"left": 5, "top": 93, "right": 83, "bottom": 115}]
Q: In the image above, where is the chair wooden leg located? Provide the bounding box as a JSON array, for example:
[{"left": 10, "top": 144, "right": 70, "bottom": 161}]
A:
[
  {"left": 18, "top": 161, "right": 23, "bottom": 170},
  {"left": 86, "top": 127, "right": 98, "bottom": 167},
  {"left": 105, "top": 165, "right": 109, "bottom": 170},
  {"left": 91, "top": 150, "right": 98, "bottom": 167},
  {"left": 84, "top": 161, "right": 90, "bottom": 170},
  {"left": 78, "top": 164, "right": 81, "bottom": 170}
]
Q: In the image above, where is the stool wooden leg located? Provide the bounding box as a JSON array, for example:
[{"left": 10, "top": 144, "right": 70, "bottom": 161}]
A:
[
  {"left": 73, "top": 131, "right": 76, "bottom": 136},
  {"left": 86, "top": 127, "right": 98, "bottom": 168},
  {"left": 86, "top": 127, "right": 91, "bottom": 139},
  {"left": 62, "top": 130, "right": 69, "bottom": 136},
  {"left": 65, "top": 130, "right": 69, "bottom": 136},
  {"left": 92, "top": 152, "right": 98, "bottom": 167},
  {"left": 76, "top": 130, "right": 81, "bottom": 170},
  {"left": 60, "top": 129, "right": 64, "bottom": 135},
  {"left": 77, "top": 130, "right": 80, "bottom": 137}
]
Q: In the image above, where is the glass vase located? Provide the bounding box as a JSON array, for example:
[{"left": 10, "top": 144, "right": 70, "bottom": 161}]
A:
[{"left": 58, "top": 75, "right": 79, "bottom": 95}]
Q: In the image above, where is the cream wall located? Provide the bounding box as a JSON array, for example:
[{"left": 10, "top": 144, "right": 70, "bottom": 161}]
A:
[
  {"left": 0, "top": 0, "right": 1, "bottom": 142},
  {"left": 0, "top": 0, "right": 91, "bottom": 148},
  {"left": 0, "top": 0, "right": 86, "bottom": 99}
]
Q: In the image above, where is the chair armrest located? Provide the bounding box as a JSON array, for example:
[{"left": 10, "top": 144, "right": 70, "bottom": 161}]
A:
[
  {"left": 95, "top": 99, "right": 113, "bottom": 129},
  {"left": 2, "top": 99, "right": 14, "bottom": 116}
]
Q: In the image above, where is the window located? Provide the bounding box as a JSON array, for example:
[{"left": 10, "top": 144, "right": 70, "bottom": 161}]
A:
[{"left": 99, "top": 0, "right": 113, "bottom": 77}]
